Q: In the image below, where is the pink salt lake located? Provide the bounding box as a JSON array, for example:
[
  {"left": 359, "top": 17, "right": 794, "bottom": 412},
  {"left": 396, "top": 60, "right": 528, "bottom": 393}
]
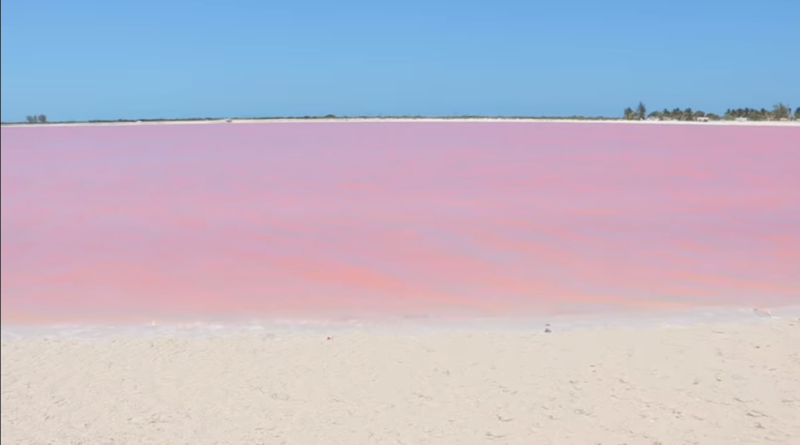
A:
[{"left": 1, "top": 122, "right": 798, "bottom": 324}]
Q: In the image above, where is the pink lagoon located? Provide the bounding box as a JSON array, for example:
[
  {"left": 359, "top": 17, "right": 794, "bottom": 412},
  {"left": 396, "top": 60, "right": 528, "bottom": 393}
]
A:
[{"left": 1, "top": 121, "right": 799, "bottom": 325}]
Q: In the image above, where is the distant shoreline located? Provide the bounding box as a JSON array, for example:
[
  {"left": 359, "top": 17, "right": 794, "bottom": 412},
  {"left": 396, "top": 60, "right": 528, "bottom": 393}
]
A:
[{"left": 2, "top": 117, "right": 799, "bottom": 128}]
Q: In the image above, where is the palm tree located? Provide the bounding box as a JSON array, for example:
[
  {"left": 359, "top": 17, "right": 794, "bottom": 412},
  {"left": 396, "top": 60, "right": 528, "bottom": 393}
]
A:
[
  {"left": 636, "top": 102, "right": 647, "bottom": 120},
  {"left": 773, "top": 103, "right": 790, "bottom": 120},
  {"left": 623, "top": 107, "right": 635, "bottom": 120}
]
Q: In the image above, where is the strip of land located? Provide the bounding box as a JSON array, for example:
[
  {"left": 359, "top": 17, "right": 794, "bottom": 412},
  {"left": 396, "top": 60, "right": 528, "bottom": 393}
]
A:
[{"left": 2, "top": 117, "right": 799, "bottom": 128}]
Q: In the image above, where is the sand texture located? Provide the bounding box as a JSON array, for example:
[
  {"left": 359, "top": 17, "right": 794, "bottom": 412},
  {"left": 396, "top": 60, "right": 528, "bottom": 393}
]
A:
[{"left": 2, "top": 318, "right": 800, "bottom": 445}]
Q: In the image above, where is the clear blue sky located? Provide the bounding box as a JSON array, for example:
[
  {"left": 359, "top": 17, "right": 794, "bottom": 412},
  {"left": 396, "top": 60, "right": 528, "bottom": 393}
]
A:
[{"left": 2, "top": 0, "right": 798, "bottom": 121}]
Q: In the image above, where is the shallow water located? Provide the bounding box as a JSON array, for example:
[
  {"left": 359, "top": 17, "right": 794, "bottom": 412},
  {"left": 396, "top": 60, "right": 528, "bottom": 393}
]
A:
[{"left": 2, "top": 122, "right": 799, "bottom": 325}]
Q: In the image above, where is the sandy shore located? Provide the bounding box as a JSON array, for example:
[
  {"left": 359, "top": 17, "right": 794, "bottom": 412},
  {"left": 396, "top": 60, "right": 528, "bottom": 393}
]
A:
[
  {"left": 2, "top": 315, "right": 799, "bottom": 445},
  {"left": 3, "top": 117, "right": 799, "bottom": 128}
]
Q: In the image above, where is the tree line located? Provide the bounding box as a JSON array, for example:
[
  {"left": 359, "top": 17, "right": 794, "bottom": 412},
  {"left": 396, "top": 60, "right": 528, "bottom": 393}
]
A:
[
  {"left": 624, "top": 102, "right": 799, "bottom": 121},
  {"left": 25, "top": 114, "right": 47, "bottom": 123}
]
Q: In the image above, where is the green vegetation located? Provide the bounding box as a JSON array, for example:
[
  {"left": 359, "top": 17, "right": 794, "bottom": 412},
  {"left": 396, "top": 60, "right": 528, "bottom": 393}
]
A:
[
  {"left": 623, "top": 107, "right": 635, "bottom": 120},
  {"left": 624, "top": 102, "right": 796, "bottom": 122},
  {"left": 25, "top": 114, "right": 47, "bottom": 123},
  {"left": 636, "top": 102, "right": 647, "bottom": 120}
]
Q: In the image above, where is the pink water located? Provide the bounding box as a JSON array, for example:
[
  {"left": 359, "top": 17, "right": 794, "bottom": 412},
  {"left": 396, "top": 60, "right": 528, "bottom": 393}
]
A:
[{"left": 1, "top": 122, "right": 798, "bottom": 325}]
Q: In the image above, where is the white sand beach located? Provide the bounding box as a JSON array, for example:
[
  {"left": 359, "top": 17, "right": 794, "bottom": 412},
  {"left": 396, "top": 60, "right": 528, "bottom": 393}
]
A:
[{"left": 2, "top": 313, "right": 799, "bottom": 445}]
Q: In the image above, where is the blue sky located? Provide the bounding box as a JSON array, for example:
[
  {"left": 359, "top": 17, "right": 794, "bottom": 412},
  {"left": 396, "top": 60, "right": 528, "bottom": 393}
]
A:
[{"left": 2, "top": 0, "right": 798, "bottom": 121}]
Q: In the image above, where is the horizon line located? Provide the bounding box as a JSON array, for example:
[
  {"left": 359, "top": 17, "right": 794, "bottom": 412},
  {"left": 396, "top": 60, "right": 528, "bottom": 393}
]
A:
[{"left": 2, "top": 116, "right": 799, "bottom": 129}]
